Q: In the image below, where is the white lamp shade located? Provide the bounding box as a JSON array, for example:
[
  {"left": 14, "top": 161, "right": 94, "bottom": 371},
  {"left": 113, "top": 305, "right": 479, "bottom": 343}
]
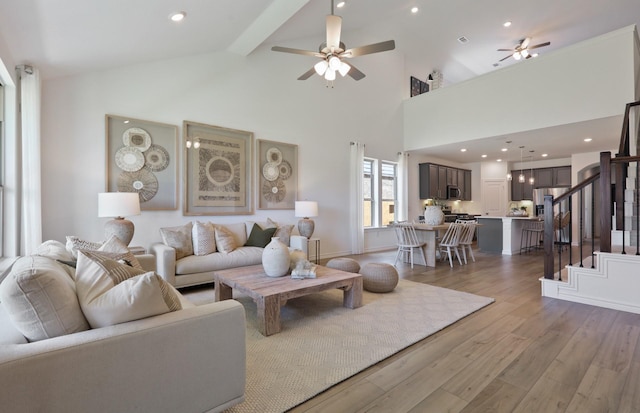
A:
[
  {"left": 295, "top": 201, "right": 318, "bottom": 218},
  {"left": 98, "top": 192, "right": 141, "bottom": 218}
]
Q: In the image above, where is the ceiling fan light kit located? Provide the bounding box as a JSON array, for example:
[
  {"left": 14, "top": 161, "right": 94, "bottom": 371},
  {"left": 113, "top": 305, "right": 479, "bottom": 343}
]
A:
[
  {"left": 271, "top": 0, "right": 395, "bottom": 86},
  {"left": 498, "top": 37, "right": 550, "bottom": 63}
]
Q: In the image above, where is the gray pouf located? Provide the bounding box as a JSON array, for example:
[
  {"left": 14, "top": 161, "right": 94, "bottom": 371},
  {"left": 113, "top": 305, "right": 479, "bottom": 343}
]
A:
[
  {"left": 326, "top": 257, "right": 361, "bottom": 273},
  {"left": 360, "top": 263, "right": 399, "bottom": 293}
]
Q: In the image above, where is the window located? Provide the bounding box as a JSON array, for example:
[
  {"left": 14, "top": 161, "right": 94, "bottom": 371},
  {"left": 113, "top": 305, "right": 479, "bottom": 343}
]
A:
[{"left": 363, "top": 158, "right": 397, "bottom": 228}]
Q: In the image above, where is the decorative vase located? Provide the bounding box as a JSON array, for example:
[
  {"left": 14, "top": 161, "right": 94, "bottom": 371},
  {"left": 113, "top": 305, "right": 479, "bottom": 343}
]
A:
[
  {"left": 289, "top": 249, "right": 307, "bottom": 271},
  {"left": 262, "top": 237, "right": 291, "bottom": 277},
  {"left": 423, "top": 206, "right": 445, "bottom": 225}
]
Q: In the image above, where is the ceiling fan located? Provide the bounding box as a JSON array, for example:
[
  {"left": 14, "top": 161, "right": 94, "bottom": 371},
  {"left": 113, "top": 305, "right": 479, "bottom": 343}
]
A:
[
  {"left": 271, "top": 0, "right": 395, "bottom": 83},
  {"left": 498, "top": 37, "right": 550, "bottom": 62}
]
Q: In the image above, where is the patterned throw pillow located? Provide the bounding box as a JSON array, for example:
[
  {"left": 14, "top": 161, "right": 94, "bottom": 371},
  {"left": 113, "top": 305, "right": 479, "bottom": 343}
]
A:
[
  {"left": 75, "top": 250, "right": 182, "bottom": 328},
  {"left": 160, "top": 222, "right": 194, "bottom": 259},
  {"left": 215, "top": 225, "right": 237, "bottom": 253},
  {"left": 192, "top": 221, "right": 217, "bottom": 256},
  {"left": 267, "top": 218, "right": 294, "bottom": 246},
  {"left": 66, "top": 236, "right": 103, "bottom": 259},
  {"left": 99, "top": 235, "right": 143, "bottom": 269},
  {"left": 245, "top": 224, "right": 277, "bottom": 248}
]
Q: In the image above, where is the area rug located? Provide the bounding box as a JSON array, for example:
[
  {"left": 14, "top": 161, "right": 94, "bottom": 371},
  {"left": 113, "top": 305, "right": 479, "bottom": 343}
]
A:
[{"left": 183, "top": 280, "right": 494, "bottom": 413}]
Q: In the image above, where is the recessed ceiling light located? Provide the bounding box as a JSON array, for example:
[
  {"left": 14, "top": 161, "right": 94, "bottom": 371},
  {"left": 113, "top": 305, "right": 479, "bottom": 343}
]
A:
[
  {"left": 123, "top": 120, "right": 130, "bottom": 124},
  {"left": 336, "top": 1, "right": 346, "bottom": 8},
  {"left": 541, "top": 153, "right": 548, "bottom": 157},
  {"left": 497, "top": 159, "right": 502, "bottom": 162},
  {"left": 584, "top": 138, "right": 592, "bottom": 142},
  {"left": 170, "top": 11, "right": 186, "bottom": 22},
  {"left": 411, "top": 7, "right": 419, "bottom": 13},
  {"left": 481, "top": 154, "right": 487, "bottom": 158},
  {"left": 460, "top": 148, "right": 467, "bottom": 152},
  {"left": 501, "top": 148, "right": 508, "bottom": 152},
  {"left": 503, "top": 21, "right": 512, "bottom": 27}
]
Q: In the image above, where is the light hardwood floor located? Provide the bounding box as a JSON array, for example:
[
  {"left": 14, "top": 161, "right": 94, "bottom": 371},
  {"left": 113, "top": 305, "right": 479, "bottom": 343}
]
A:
[{"left": 289, "top": 246, "right": 640, "bottom": 413}]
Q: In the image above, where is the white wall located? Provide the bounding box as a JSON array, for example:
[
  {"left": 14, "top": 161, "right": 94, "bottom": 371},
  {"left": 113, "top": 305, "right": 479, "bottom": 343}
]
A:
[{"left": 39, "top": 45, "right": 405, "bottom": 257}]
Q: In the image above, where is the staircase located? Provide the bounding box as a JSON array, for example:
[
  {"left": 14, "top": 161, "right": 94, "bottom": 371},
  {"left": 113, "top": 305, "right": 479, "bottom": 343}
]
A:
[{"left": 540, "top": 101, "right": 640, "bottom": 314}]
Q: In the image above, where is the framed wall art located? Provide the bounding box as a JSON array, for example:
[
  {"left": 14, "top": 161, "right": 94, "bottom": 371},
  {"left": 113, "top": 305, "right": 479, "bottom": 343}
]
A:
[
  {"left": 257, "top": 139, "right": 298, "bottom": 210},
  {"left": 183, "top": 121, "right": 254, "bottom": 216},
  {"left": 105, "top": 115, "right": 178, "bottom": 210}
]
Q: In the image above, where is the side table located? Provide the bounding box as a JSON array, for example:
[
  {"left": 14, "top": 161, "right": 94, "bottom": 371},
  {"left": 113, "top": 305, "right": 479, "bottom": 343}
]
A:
[{"left": 306, "top": 238, "right": 320, "bottom": 264}]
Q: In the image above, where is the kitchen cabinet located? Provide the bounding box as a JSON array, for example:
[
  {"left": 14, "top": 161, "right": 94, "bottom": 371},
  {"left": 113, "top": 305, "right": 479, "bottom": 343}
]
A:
[
  {"left": 511, "top": 170, "right": 534, "bottom": 201},
  {"left": 533, "top": 166, "right": 571, "bottom": 188},
  {"left": 534, "top": 168, "right": 553, "bottom": 187},
  {"left": 554, "top": 166, "right": 571, "bottom": 186},
  {"left": 419, "top": 163, "right": 471, "bottom": 200}
]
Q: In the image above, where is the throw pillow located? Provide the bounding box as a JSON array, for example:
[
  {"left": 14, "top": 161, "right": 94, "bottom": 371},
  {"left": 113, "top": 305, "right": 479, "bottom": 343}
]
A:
[
  {"left": 160, "top": 222, "right": 194, "bottom": 259},
  {"left": 267, "top": 218, "right": 295, "bottom": 246},
  {"left": 66, "top": 236, "right": 103, "bottom": 259},
  {"left": 192, "top": 221, "right": 217, "bottom": 256},
  {"left": 99, "top": 235, "right": 143, "bottom": 270},
  {"left": 245, "top": 224, "right": 277, "bottom": 248},
  {"left": 34, "top": 240, "right": 75, "bottom": 262},
  {"left": 215, "top": 225, "right": 237, "bottom": 253},
  {"left": 0, "top": 255, "right": 90, "bottom": 342},
  {"left": 75, "top": 250, "right": 182, "bottom": 328}
]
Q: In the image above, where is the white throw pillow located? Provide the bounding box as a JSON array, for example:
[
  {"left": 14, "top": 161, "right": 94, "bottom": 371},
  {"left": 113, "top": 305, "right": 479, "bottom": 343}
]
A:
[
  {"left": 34, "top": 240, "right": 75, "bottom": 262},
  {"left": 0, "top": 255, "right": 90, "bottom": 341},
  {"left": 214, "top": 225, "right": 237, "bottom": 253},
  {"left": 75, "top": 250, "right": 182, "bottom": 328},
  {"left": 192, "top": 221, "right": 217, "bottom": 256},
  {"left": 160, "top": 222, "right": 194, "bottom": 259}
]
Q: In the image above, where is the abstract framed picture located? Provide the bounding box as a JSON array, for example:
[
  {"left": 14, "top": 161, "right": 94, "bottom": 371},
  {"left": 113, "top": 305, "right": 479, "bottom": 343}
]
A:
[
  {"left": 183, "top": 121, "right": 254, "bottom": 216},
  {"left": 257, "top": 139, "right": 298, "bottom": 210},
  {"left": 105, "top": 114, "right": 178, "bottom": 210}
]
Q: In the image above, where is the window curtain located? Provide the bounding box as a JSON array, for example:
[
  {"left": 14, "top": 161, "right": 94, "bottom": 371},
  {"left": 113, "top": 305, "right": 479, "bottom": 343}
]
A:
[
  {"left": 16, "top": 65, "right": 42, "bottom": 255},
  {"left": 349, "top": 141, "right": 364, "bottom": 254},
  {"left": 397, "top": 151, "right": 409, "bottom": 222}
]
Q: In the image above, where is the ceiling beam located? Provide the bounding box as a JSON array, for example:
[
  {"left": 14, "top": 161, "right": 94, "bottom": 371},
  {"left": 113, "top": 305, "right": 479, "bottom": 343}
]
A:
[{"left": 227, "top": 0, "right": 311, "bottom": 56}]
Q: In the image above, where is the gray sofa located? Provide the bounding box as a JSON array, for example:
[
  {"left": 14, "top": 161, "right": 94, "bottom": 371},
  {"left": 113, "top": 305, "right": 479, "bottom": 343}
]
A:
[
  {"left": 0, "top": 250, "right": 246, "bottom": 413},
  {"left": 152, "top": 221, "right": 306, "bottom": 288}
]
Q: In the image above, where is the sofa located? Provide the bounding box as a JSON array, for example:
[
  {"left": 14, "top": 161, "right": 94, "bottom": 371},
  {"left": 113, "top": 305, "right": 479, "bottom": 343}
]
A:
[
  {"left": 0, "top": 240, "right": 246, "bottom": 413},
  {"left": 152, "top": 219, "right": 306, "bottom": 288}
]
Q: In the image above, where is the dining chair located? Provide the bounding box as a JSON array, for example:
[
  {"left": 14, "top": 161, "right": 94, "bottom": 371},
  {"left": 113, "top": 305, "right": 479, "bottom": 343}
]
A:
[
  {"left": 393, "top": 222, "right": 427, "bottom": 269},
  {"left": 456, "top": 221, "right": 477, "bottom": 264},
  {"left": 438, "top": 223, "right": 464, "bottom": 267}
]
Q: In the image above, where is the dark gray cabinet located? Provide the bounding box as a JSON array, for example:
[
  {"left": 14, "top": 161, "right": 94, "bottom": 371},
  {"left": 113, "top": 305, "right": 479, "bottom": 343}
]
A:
[
  {"left": 511, "top": 170, "right": 534, "bottom": 201},
  {"left": 533, "top": 166, "right": 571, "bottom": 188},
  {"left": 419, "top": 163, "right": 471, "bottom": 200},
  {"left": 554, "top": 166, "right": 571, "bottom": 186}
]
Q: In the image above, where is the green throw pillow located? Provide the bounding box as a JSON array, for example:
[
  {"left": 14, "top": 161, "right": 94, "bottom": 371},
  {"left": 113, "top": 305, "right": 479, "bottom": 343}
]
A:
[{"left": 245, "top": 224, "right": 277, "bottom": 248}]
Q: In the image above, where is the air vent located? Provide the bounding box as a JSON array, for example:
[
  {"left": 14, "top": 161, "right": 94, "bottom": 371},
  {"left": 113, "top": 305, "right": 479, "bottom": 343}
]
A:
[{"left": 457, "top": 36, "right": 469, "bottom": 44}]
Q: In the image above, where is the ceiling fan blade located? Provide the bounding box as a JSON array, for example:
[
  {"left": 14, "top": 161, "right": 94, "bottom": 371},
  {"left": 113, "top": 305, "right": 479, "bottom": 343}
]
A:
[
  {"left": 297, "top": 67, "right": 317, "bottom": 80},
  {"left": 347, "top": 63, "right": 366, "bottom": 81},
  {"left": 343, "top": 40, "right": 396, "bottom": 58},
  {"left": 326, "top": 15, "right": 342, "bottom": 51},
  {"left": 271, "top": 46, "right": 322, "bottom": 57},
  {"left": 528, "top": 41, "right": 551, "bottom": 50},
  {"left": 499, "top": 54, "right": 512, "bottom": 62},
  {"left": 521, "top": 37, "right": 531, "bottom": 49},
  {"left": 497, "top": 48, "right": 514, "bottom": 52}
]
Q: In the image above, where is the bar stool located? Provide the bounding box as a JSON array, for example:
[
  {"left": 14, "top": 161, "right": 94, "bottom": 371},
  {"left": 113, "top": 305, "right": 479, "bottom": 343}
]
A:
[{"left": 520, "top": 220, "right": 544, "bottom": 254}]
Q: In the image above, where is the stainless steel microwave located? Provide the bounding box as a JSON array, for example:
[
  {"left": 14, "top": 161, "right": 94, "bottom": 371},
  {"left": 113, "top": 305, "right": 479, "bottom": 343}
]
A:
[{"left": 447, "top": 185, "right": 461, "bottom": 199}]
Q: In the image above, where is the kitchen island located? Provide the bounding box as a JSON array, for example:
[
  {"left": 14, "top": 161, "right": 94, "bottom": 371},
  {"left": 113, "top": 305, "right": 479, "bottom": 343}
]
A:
[{"left": 476, "top": 216, "right": 542, "bottom": 255}]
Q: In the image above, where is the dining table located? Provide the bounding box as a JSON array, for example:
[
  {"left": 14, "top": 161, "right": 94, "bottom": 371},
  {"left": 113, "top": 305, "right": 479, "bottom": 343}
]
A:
[{"left": 411, "top": 223, "right": 450, "bottom": 267}]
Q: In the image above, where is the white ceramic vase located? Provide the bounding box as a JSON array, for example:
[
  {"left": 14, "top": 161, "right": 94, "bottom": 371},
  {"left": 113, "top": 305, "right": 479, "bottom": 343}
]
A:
[
  {"left": 262, "top": 237, "right": 291, "bottom": 277},
  {"left": 423, "top": 206, "right": 445, "bottom": 225}
]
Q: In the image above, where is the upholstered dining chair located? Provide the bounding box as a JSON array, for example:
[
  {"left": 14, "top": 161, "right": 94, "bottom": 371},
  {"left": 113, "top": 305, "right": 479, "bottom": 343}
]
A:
[
  {"left": 438, "top": 223, "right": 464, "bottom": 267},
  {"left": 456, "top": 221, "right": 478, "bottom": 264},
  {"left": 393, "top": 222, "right": 427, "bottom": 269}
]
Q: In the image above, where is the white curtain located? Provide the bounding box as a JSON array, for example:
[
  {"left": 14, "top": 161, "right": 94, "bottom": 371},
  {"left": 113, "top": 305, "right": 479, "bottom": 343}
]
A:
[
  {"left": 17, "top": 65, "right": 42, "bottom": 255},
  {"left": 397, "top": 151, "right": 409, "bottom": 222},
  {"left": 349, "top": 141, "right": 365, "bottom": 254}
]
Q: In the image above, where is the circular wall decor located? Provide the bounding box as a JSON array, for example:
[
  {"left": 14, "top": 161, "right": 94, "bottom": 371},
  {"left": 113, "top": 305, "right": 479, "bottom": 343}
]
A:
[
  {"left": 265, "top": 147, "right": 283, "bottom": 165},
  {"left": 262, "top": 178, "right": 286, "bottom": 203},
  {"left": 115, "top": 147, "right": 145, "bottom": 172},
  {"left": 144, "top": 144, "right": 170, "bottom": 172},
  {"left": 262, "top": 162, "right": 279, "bottom": 182},
  {"left": 278, "top": 160, "right": 292, "bottom": 180},
  {"left": 117, "top": 169, "right": 158, "bottom": 202},
  {"left": 205, "top": 156, "right": 235, "bottom": 187},
  {"left": 122, "top": 127, "right": 152, "bottom": 151}
]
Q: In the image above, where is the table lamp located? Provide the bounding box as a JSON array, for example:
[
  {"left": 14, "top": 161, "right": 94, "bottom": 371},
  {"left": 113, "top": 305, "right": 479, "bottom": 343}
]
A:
[
  {"left": 295, "top": 201, "right": 318, "bottom": 238},
  {"left": 98, "top": 192, "right": 141, "bottom": 245}
]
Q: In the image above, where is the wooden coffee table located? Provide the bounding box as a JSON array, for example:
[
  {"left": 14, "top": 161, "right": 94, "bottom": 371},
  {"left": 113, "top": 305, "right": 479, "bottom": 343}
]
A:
[{"left": 214, "top": 264, "right": 363, "bottom": 336}]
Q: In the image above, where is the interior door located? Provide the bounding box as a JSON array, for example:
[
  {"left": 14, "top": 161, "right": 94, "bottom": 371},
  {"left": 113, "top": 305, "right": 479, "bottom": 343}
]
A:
[{"left": 482, "top": 179, "right": 507, "bottom": 216}]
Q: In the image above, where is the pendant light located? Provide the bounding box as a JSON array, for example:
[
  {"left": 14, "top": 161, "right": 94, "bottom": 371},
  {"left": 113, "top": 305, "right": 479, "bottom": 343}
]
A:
[
  {"left": 529, "top": 150, "right": 535, "bottom": 185},
  {"left": 518, "top": 146, "right": 525, "bottom": 183},
  {"left": 505, "top": 140, "right": 512, "bottom": 181}
]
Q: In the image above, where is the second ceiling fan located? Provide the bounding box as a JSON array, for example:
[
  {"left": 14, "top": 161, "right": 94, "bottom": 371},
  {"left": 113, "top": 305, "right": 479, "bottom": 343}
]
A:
[
  {"left": 271, "top": 0, "right": 395, "bottom": 83},
  {"left": 498, "top": 37, "right": 550, "bottom": 62}
]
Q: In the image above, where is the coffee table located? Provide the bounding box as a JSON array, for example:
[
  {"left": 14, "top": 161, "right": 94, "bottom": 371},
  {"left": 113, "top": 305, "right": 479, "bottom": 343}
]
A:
[{"left": 214, "top": 264, "right": 363, "bottom": 336}]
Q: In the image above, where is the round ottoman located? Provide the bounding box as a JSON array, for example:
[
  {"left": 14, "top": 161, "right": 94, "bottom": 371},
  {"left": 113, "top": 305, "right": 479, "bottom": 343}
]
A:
[
  {"left": 360, "top": 263, "right": 399, "bottom": 293},
  {"left": 326, "top": 257, "right": 361, "bottom": 273}
]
